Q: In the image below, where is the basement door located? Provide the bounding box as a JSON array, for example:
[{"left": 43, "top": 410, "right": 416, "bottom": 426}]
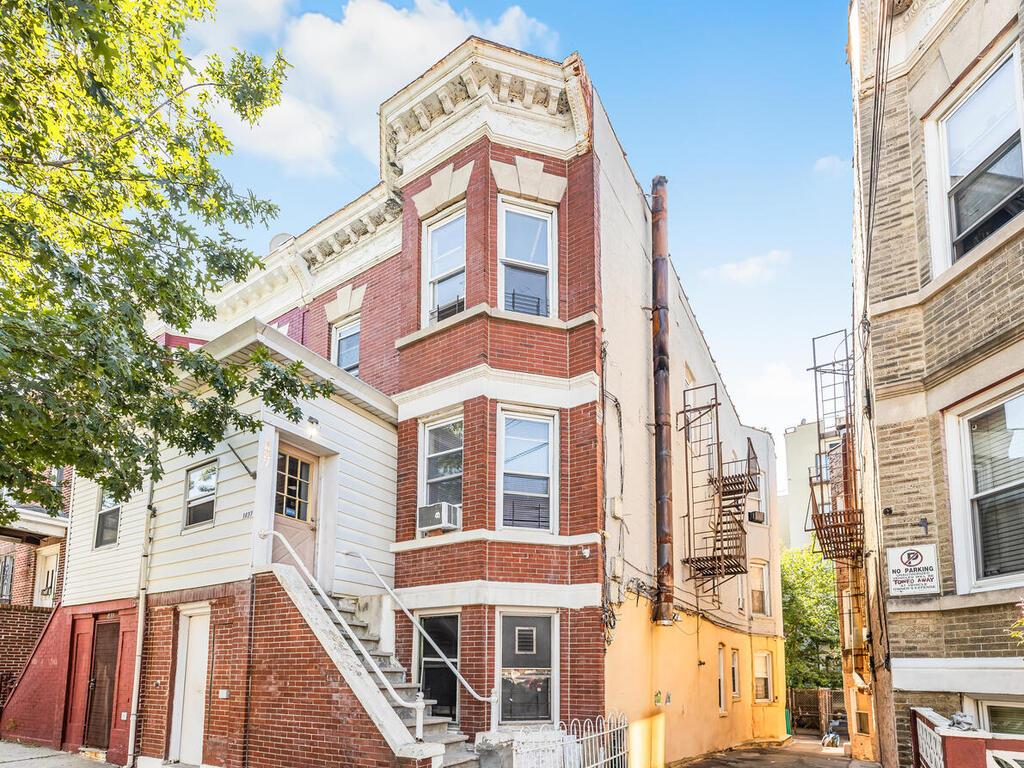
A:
[
  {"left": 171, "top": 608, "right": 210, "bottom": 766},
  {"left": 271, "top": 445, "right": 318, "bottom": 574},
  {"left": 83, "top": 620, "right": 119, "bottom": 750}
]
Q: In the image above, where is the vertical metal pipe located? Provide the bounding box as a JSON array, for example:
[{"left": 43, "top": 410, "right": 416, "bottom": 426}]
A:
[{"left": 651, "top": 175, "right": 675, "bottom": 625}]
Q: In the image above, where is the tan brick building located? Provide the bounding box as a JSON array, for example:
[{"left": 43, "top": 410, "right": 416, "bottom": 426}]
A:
[{"left": 844, "top": 0, "right": 1024, "bottom": 765}]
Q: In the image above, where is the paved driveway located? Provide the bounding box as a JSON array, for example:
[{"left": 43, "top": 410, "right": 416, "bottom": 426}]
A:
[
  {"left": 681, "top": 737, "right": 881, "bottom": 767},
  {"left": 0, "top": 742, "right": 111, "bottom": 767}
]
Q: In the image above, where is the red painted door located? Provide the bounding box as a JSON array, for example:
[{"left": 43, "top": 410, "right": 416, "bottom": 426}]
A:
[{"left": 63, "top": 615, "right": 95, "bottom": 751}]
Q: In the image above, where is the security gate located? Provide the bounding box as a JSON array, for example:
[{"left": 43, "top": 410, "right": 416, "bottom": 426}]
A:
[{"left": 513, "top": 714, "right": 629, "bottom": 768}]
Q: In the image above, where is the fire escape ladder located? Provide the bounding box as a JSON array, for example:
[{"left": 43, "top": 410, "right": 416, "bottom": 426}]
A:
[{"left": 679, "top": 384, "right": 758, "bottom": 600}]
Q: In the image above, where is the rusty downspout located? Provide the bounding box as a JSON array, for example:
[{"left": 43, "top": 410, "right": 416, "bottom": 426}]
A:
[{"left": 651, "top": 175, "right": 675, "bottom": 625}]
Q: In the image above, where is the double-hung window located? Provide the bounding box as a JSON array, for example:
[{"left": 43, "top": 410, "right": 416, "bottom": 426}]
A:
[
  {"left": 941, "top": 54, "right": 1024, "bottom": 261},
  {"left": 717, "top": 645, "right": 727, "bottom": 713},
  {"left": 185, "top": 461, "right": 218, "bottom": 528},
  {"left": 500, "top": 411, "right": 555, "bottom": 531},
  {"left": 500, "top": 614, "right": 553, "bottom": 723},
  {"left": 0, "top": 554, "right": 13, "bottom": 604},
  {"left": 95, "top": 490, "right": 120, "bottom": 548},
  {"left": 332, "top": 318, "right": 360, "bottom": 376},
  {"left": 425, "top": 209, "right": 466, "bottom": 324},
  {"left": 750, "top": 563, "right": 769, "bottom": 616},
  {"left": 982, "top": 701, "right": 1024, "bottom": 735},
  {"left": 754, "top": 651, "right": 773, "bottom": 702},
  {"left": 499, "top": 198, "right": 555, "bottom": 318},
  {"left": 965, "top": 391, "right": 1024, "bottom": 580},
  {"left": 424, "top": 419, "right": 463, "bottom": 508},
  {"left": 730, "top": 649, "right": 741, "bottom": 699}
]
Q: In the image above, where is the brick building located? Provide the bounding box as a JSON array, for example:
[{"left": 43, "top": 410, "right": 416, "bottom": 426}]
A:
[
  {"left": 2, "top": 39, "right": 785, "bottom": 767},
  {"left": 0, "top": 479, "right": 69, "bottom": 705},
  {"left": 839, "top": 1, "right": 1024, "bottom": 765}
]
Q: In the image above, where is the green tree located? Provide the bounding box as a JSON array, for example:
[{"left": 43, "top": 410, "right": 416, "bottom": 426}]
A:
[
  {"left": 781, "top": 547, "right": 843, "bottom": 688},
  {"left": 0, "top": 0, "right": 329, "bottom": 522}
]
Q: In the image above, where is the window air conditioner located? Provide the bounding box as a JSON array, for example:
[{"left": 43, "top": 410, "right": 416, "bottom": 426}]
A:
[{"left": 417, "top": 502, "right": 460, "bottom": 533}]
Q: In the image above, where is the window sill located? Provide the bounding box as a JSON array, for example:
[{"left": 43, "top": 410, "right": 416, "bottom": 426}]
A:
[
  {"left": 392, "top": 528, "right": 600, "bottom": 553},
  {"left": 182, "top": 521, "right": 216, "bottom": 535},
  {"left": 887, "top": 582, "right": 1024, "bottom": 612},
  {"left": 397, "top": 303, "right": 598, "bottom": 350}
]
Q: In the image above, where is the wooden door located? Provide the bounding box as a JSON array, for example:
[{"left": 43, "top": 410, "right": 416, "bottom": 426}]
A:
[
  {"left": 272, "top": 445, "right": 318, "bottom": 574},
  {"left": 83, "top": 621, "right": 119, "bottom": 749},
  {"left": 63, "top": 615, "right": 95, "bottom": 751}
]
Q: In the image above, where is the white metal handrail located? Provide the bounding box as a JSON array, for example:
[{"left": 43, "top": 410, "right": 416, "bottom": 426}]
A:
[
  {"left": 256, "top": 530, "right": 426, "bottom": 740},
  {"left": 342, "top": 548, "right": 500, "bottom": 732}
]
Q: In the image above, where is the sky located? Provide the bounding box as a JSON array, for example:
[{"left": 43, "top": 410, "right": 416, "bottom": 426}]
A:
[{"left": 191, "top": 0, "right": 855, "bottom": 491}]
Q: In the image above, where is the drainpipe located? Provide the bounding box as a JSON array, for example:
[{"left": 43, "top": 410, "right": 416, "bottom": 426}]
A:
[
  {"left": 651, "top": 175, "right": 675, "bottom": 626},
  {"left": 127, "top": 444, "right": 159, "bottom": 766}
]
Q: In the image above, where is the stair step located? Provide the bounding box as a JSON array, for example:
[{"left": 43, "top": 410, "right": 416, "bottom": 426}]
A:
[
  {"left": 442, "top": 747, "right": 479, "bottom": 767},
  {"left": 434, "top": 732, "right": 469, "bottom": 747},
  {"left": 400, "top": 715, "right": 452, "bottom": 738}
]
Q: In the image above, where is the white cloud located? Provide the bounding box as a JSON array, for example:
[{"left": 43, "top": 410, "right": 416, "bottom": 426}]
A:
[
  {"left": 813, "top": 154, "right": 848, "bottom": 174},
  {"left": 190, "top": 0, "right": 294, "bottom": 50},
  {"left": 197, "top": 0, "right": 559, "bottom": 174},
  {"left": 701, "top": 249, "right": 791, "bottom": 284},
  {"left": 212, "top": 94, "right": 341, "bottom": 176}
]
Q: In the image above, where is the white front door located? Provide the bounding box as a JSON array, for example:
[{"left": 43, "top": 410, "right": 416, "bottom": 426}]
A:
[
  {"left": 272, "top": 445, "right": 318, "bottom": 574},
  {"left": 173, "top": 610, "right": 210, "bottom": 766},
  {"left": 33, "top": 545, "right": 59, "bottom": 608}
]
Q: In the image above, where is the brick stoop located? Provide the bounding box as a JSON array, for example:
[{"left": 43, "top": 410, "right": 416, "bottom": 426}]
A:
[{"left": 317, "top": 592, "right": 479, "bottom": 768}]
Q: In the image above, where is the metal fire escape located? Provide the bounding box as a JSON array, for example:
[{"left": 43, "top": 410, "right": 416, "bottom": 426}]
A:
[
  {"left": 807, "top": 330, "right": 865, "bottom": 562},
  {"left": 679, "top": 383, "right": 760, "bottom": 600}
]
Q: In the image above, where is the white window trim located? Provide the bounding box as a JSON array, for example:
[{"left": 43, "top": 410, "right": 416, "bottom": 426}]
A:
[
  {"left": 494, "top": 607, "right": 559, "bottom": 726},
  {"left": 978, "top": 698, "right": 1024, "bottom": 736},
  {"left": 421, "top": 205, "right": 467, "bottom": 329},
  {"left": 753, "top": 651, "right": 774, "bottom": 703},
  {"left": 94, "top": 488, "right": 120, "bottom": 549},
  {"left": 182, "top": 458, "right": 219, "bottom": 532},
  {"left": 418, "top": 412, "right": 464, "bottom": 537},
  {"left": 411, "top": 608, "right": 462, "bottom": 724},
  {"left": 496, "top": 405, "right": 559, "bottom": 535},
  {"left": 750, "top": 561, "right": 770, "bottom": 616},
  {"left": 946, "top": 379, "right": 1024, "bottom": 594},
  {"left": 730, "top": 648, "right": 741, "bottom": 699},
  {"left": 331, "top": 316, "right": 361, "bottom": 375},
  {"left": 497, "top": 195, "right": 558, "bottom": 319},
  {"left": 717, "top": 645, "right": 727, "bottom": 714},
  {"left": 925, "top": 41, "right": 1024, "bottom": 278}
]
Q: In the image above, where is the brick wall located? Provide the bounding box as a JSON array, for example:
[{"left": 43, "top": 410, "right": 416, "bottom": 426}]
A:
[
  {"left": 893, "top": 691, "right": 960, "bottom": 768},
  {"left": 138, "top": 576, "right": 404, "bottom": 768},
  {"left": 0, "top": 604, "right": 51, "bottom": 704},
  {"left": 394, "top": 604, "right": 605, "bottom": 740}
]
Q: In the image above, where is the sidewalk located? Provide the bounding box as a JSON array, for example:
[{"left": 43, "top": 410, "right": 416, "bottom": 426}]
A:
[
  {"left": 680, "top": 736, "right": 882, "bottom": 767},
  {"left": 0, "top": 742, "right": 110, "bottom": 767}
]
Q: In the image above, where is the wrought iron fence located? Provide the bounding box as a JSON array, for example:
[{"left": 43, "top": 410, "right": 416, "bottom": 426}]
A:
[{"left": 512, "top": 713, "right": 629, "bottom": 768}]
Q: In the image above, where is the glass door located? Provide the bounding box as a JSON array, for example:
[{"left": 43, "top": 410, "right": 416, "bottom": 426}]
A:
[{"left": 418, "top": 614, "right": 459, "bottom": 721}]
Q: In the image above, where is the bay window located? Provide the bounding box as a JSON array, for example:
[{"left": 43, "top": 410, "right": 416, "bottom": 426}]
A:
[
  {"left": 499, "top": 411, "right": 556, "bottom": 531},
  {"left": 423, "top": 418, "right": 464, "bottom": 508},
  {"left": 424, "top": 209, "right": 466, "bottom": 324},
  {"left": 499, "top": 198, "right": 555, "bottom": 318}
]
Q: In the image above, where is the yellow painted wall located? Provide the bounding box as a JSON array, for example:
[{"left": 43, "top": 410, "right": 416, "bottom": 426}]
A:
[{"left": 606, "top": 600, "right": 787, "bottom": 768}]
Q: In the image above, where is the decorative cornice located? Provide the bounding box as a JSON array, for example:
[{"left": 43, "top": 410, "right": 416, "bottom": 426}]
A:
[
  {"left": 380, "top": 38, "right": 591, "bottom": 187},
  {"left": 293, "top": 183, "right": 402, "bottom": 269}
]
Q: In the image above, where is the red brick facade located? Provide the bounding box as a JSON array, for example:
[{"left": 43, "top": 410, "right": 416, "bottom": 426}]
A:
[
  {"left": 0, "top": 604, "right": 52, "bottom": 704},
  {"left": 137, "top": 576, "right": 407, "bottom": 768}
]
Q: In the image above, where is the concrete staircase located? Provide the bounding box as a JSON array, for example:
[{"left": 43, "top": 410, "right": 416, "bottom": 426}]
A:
[{"left": 315, "top": 592, "right": 479, "bottom": 768}]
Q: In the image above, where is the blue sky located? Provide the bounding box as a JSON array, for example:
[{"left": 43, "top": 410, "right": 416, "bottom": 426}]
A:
[{"left": 194, "top": 1, "right": 854, "bottom": 487}]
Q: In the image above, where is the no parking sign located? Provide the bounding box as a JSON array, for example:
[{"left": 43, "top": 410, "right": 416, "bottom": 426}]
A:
[{"left": 887, "top": 544, "right": 939, "bottom": 596}]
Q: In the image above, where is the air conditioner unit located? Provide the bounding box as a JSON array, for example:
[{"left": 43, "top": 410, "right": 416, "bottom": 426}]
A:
[
  {"left": 417, "top": 502, "right": 460, "bottom": 533},
  {"left": 748, "top": 507, "right": 766, "bottom": 525}
]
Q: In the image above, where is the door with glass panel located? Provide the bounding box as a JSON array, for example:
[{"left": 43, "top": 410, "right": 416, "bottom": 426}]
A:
[
  {"left": 272, "top": 444, "right": 318, "bottom": 573},
  {"left": 499, "top": 614, "right": 553, "bottom": 723},
  {"left": 418, "top": 614, "right": 459, "bottom": 721}
]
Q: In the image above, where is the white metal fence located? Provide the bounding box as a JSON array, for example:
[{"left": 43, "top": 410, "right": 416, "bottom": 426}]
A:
[{"left": 512, "top": 714, "right": 629, "bottom": 768}]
